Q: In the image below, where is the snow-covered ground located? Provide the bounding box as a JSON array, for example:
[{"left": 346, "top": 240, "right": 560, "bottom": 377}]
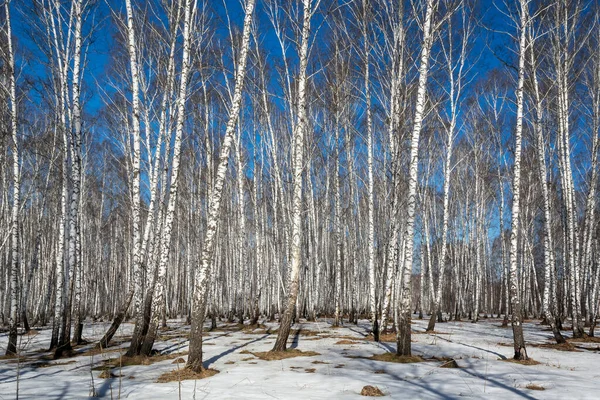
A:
[{"left": 1, "top": 317, "right": 599, "bottom": 399}]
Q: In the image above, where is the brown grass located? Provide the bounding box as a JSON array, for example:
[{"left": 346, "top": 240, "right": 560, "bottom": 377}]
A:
[
  {"left": 98, "top": 370, "right": 122, "bottom": 379},
  {"left": 375, "top": 333, "right": 397, "bottom": 343},
  {"left": 369, "top": 353, "right": 424, "bottom": 363},
  {"left": 94, "top": 352, "right": 187, "bottom": 370},
  {"left": 361, "top": 385, "right": 385, "bottom": 396},
  {"left": 334, "top": 364, "right": 345, "bottom": 368},
  {"left": 171, "top": 357, "right": 186, "bottom": 364},
  {"left": 538, "top": 342, "right": 580, "bottom": 352},
  {"left": 373, "top": 369, "right": 386, "bottom": 374},
  {"left": 499, "top": 341, "right": 580, "bottom": 352},
  {"left": 312, "top": 360, "right": 328, "bottom": 364},
  {"left": 335, "top": 339, "right": 360, "bottom": 345},
  {"left": 224, "top": 361, "right": 235, "bottom": 365},
  {"left": 568, "top": 336, "right": 600, "bottom": 343},
  {"left": 33, "top": 360, "right": 76, "bottom": 369},
  {"left": 501, "top": 358, "right": 541, "bottom": 366},
  {"left": 249, "top": 349, "right": 320, "bottom": 361},
  {"left": 304, "top": 368, "right": 316, "bottom": 373},
  {"left": 156, "top": 367, "right": 219, "bottom": 383},
  {"left": 525, "top": 384, "right": 545, "bottom": 391},
  {"left": 439, "top": 359, "right": 460, "bottom": 368},
  {"left": 242, "top": 357, "right": 255, "bottom": 361}
]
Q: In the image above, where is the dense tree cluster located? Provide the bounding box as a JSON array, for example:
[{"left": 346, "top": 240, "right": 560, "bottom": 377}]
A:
[{"left": 1, "top": 0, "right": 600, "bottom": 367}]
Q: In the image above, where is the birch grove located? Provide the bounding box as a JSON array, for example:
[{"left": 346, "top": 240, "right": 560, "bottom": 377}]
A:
[{"left": 2, "top": 0, "right": 600, "bottom": 372}]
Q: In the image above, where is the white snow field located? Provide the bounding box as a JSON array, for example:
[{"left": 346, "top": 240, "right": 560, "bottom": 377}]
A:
[{"left": 1, "top": 317, "right": 599, "bottom": 399}]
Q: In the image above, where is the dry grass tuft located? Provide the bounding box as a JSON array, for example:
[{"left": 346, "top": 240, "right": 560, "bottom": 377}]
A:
[
  {"left": 249, "top": 349, "right": 320, "bottom": 361},
  {"left": 369, "top": 353, "right": 424, "bottom": 363},
  {"left": 439, "top": 359, "right": 460, "bottom": 368},
  {"left": 242, "top": 357, "right": 255, "bottom": 361},
  {"left": 95, "top": 352, "right": 187, "bottom": 369},
  {"left": 568, "top": 336, "right": 600, "bottom": 343},
  {"left": 224, "top": 361, "right": 235, "bottom": 365},
  {"left": 373, "top": 369, "right": 386, "bottom": 374},
  {"left": 171, "top": 357, "right": 186, "bottom": 364},
  {"left": 304, "top": 368, "right": 316, "bottom": 373},
  {"left": 361, "top": 385, "right": 385, "bottom": 396},
  {"left": 33, "top": 360, "right": 76, "bottom": 369},
  {"left": 312, "top": 360, "right": 328, "bottom": 364},
  {"left": 539, "top": 342, "right": 580, "bottom": 352},
  {"left": 156, "top": 367, "right": 219, "bottom": 383},
  {"left": 335, "top": 339, "right": 359, "bottom": 345},
  {"left": 334, "top": 364, "right": 345, "bottom": 368},
  {"left": 501, "top": 358, "right": 541, "bottom": 366},
  {"left": 525, "top": 383, "right": 545, "bottom": 391},
  {"left": 98, "top": 370, "right": 121, "bottom": 379},
  {"left": 374, "top": 332, "right": 397, "bottom": 343}
]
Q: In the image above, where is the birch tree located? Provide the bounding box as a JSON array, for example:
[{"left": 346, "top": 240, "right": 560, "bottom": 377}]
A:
[
  {"left": 508, "top": 0, "right": 529, "bottom": 361},
  {"left": 397, "top": 0, "right": 436, "bottom": 357},
  {"left": 187, "top": 0, "right": 256, "bottom": 372},
  {"left": 3, "top": 0, "right": 20, "bottom": 356}
]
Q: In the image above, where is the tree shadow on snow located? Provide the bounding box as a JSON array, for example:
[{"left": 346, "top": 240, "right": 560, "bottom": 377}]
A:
[{"left": 203, "top": 334, "right": 268, "bottom": 367}]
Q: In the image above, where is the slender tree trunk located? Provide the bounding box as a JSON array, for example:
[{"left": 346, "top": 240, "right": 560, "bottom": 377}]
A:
[
  {"left": 396, "top": 0, "right": 435, "bottom": 357},
  {"left": 187, "top": 0, "right": 256, "bottom": 372},
  {"left": 272, "top": 0, "right": 312, "bottom": 353},
  {"left": 5, "top": 0, "right": 20, "bottom": 356},
  {"left": 508, "top": 0, "right": 528, "bottom": 360}
]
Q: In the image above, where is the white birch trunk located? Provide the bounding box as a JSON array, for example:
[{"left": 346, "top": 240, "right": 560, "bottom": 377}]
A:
[
  {"left": 508, "top": 0, "right": 528, "bottom": 360},
  {"left": 5, "top": 0, "right": 19, "bottom": 356},
  {"left": 187, "top": 0, "right": 256, "bottom": 371},
  {"left": 397, "top": 0, "right": 435, "bottom": 357}
]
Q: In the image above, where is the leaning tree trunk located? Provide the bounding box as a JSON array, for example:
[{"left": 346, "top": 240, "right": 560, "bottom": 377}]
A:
[
  {"left": 272, "top": 0, "right": 312, "bottom": 353},
  {"left": 186, "top": 0, "right": 256, "bottom": 372},
  {"left": 140, "top": 0, "right": 194, "bottom": 356}
]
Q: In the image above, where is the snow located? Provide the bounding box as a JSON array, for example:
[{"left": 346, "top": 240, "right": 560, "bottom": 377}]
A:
[{"left": 1, "top": 317, "right": 599, "bottom": 399}]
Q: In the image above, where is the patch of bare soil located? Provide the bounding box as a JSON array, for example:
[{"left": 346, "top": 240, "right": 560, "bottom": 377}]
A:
[
  {"left": 568, "top": 336, "right": 600, "bottom": 343},
  {"left": 335, "top": 339, "right": 360, "bottom": 345},
  {"left": 361, "top": 385, "right": 385, "bottom": 396},
  {"left": 368, "top": 353, "right": 424, "bottom": 363},
  {"left": 249, "top": 349, "right": 320, "bottom": 361},
  {"left": 32, "top": 360, "right": 76, "bottom": 369},
  {"left": 156, "top": 367, "right": 219, "bottom": 383},
  {"left": 439, "top": 359, "right": 460, "bottom": 368},
  {"left": 373, "top": 332, "right": 397, "bottom": 343},
  {"left": 538, "top": 342, "right": 580, "bottom": 352},
  {"left": 501, "top": 358, "right": 541, "bottom": 366},
  {"left": 93, "top": 352, "right": 187, "bottom": 370},
  {"left": 98, "top": 370, "right": 123, "bottom": 379},
  {"left": 499, "top": 341, "right": 580, "bottom": 352},
  {"left": 525, "top": 384, "right": 545, "bottom": 391}
]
